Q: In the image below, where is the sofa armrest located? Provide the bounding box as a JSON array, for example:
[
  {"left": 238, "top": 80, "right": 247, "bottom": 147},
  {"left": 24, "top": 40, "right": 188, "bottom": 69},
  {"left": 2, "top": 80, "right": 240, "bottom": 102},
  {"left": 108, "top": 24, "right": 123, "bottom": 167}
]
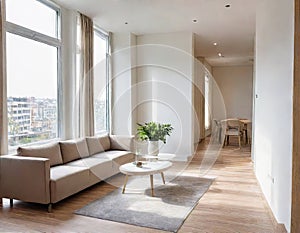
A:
[
  {"left": 0, "top": 155, "right": 50, "bottom": 204},
  {"left": 109, "top": 135, "right": 134, "bottom": 151}
]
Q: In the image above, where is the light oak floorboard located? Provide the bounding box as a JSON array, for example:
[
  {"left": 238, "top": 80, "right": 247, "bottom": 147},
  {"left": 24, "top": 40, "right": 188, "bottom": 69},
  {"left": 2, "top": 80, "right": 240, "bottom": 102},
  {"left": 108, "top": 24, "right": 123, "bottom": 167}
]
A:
[{"left": 0, "top": 138, "right": 285, "bottom": 232}]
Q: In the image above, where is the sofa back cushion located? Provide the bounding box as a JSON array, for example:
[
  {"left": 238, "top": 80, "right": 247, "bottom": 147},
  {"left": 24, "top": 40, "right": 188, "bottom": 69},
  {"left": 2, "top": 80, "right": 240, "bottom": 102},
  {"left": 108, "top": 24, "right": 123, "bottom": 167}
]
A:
[
  {"left": 17, "top": 142, "right": 63, "bottom": 167},
  {"left": 109, "top": 135, "right": 133, "bottom": 151},
  {"left": 60, "top": 138, "right": 90, "bottom": 163},
  {"left": 86, "top": 135, "right": 111, "bottom": 155}
]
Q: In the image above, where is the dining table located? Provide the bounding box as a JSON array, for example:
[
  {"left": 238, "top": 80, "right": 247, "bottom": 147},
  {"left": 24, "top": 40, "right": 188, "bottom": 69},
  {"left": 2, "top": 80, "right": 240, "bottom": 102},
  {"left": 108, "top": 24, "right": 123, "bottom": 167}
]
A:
[{"left": 215, "top": 118, "right": 252, "bottom": 145}]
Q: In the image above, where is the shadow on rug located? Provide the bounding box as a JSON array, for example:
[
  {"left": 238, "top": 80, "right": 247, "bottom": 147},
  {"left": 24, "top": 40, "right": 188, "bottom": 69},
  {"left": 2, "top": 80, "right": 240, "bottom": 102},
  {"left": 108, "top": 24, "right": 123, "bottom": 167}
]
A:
[{"left": 75, "top": 175, "right": 213, "bottom": 232}]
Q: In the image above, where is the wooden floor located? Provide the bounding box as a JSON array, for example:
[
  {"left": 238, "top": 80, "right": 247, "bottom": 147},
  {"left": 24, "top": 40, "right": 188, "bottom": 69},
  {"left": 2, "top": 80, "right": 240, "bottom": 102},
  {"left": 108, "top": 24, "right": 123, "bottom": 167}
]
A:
[{"left": 0, "top": 139, "right": 286, "bottom": 233}]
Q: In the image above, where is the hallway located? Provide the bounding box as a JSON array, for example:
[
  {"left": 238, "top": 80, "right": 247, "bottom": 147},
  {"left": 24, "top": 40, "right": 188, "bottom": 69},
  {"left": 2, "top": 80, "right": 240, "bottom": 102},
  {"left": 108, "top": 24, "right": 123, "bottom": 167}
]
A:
[{"left": 180, "top": 139, "right": 286, "bottom": 232}]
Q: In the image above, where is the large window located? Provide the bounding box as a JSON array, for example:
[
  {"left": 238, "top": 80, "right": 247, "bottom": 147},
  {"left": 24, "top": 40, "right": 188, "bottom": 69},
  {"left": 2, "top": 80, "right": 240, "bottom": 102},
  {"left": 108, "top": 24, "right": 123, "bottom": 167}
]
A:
[
  {"left": 93, "top": 29, "right": 109, "bottom": 135},
  {"left": 6, "top": 0, "right": 61, "bottom": 150}
]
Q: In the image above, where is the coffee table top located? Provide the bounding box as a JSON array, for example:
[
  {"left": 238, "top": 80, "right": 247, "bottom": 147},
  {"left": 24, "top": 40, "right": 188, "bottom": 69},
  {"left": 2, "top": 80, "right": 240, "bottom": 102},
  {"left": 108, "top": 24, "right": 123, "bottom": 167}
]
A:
[{"left": 119, "top": 161, "right": 172, "bottom": 176}]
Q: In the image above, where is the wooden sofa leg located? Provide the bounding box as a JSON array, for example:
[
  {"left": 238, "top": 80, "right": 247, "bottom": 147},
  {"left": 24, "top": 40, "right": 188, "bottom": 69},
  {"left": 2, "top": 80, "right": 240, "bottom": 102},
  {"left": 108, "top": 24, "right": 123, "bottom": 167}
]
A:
[
  {"left": 48, "top": 203, "right": 52, "bottom": 213},
  {"left": 10, "top": 198, "right": 13, "bottom": 207}
]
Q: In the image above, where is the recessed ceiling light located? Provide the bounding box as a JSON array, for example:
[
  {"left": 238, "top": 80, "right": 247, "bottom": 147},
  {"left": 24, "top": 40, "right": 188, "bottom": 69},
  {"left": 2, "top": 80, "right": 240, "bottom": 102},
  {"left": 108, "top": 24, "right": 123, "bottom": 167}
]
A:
[
  {"left": 225, "top": 4, "right": 231, "bottom": 8},
  {"left": 218, "top": 53, "right": 223, "bottom": 57},
  {"left": 213, "top": 42, "right": 218, "bottom": 46},
  {"left": 192, "top": 19, "right": 197, "bottom": 23},
  {"left": 125, "top": 22, "right": 128, "bottom": 25}
]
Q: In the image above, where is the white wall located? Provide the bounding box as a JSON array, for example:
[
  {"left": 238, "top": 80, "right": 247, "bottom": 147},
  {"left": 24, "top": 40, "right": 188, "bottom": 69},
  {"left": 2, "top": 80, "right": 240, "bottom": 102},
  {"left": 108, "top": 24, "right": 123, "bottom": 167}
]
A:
[
  {"left": 111, "top": 32, "right": 137, "bottom": 135},
  {"left": 212, "top": 65, "right": 253, "bottom": 120},
  {"left": 111, "top": 32, "right": 197, "bottom": 160},
  {"left": 254, "top": 0, "right": 294, "bottom": 231},
  {"left": 136, "top": 32, "right": 195, "bottom": 160},
  {"left": 60, "top": 8, "right": 77, "bottom": 139}
]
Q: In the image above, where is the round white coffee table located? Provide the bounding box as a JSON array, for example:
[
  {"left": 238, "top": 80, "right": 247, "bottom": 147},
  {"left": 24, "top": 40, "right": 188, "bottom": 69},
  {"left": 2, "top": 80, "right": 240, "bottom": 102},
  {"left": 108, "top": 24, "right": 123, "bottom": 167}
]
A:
[{"left": 119, "top": 161, "right": 172, "bottom": 196}]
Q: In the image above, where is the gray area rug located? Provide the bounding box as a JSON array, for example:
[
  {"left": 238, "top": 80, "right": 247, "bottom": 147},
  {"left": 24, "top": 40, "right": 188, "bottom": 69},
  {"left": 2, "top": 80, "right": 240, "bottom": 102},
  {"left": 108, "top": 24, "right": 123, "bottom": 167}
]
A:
[{"left": 75, "top": 174, "right": 212, "bottom": 232}]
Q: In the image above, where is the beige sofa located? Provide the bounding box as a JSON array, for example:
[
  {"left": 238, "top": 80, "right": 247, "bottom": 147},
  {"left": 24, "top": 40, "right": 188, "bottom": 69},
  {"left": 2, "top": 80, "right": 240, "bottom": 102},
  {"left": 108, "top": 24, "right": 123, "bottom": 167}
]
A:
[{"left": 0, "top": 134, "right": 134, "bottom": 211}]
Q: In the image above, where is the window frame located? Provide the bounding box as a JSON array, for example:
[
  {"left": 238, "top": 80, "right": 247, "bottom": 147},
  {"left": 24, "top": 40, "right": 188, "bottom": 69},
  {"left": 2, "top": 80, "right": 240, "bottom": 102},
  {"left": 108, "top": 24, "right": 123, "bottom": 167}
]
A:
[
  {"left": 93, "top": 26, "right": 110, "bottom": 135},
  {"left": 5, "top": 0, "right": 62, "bottom": 147}
]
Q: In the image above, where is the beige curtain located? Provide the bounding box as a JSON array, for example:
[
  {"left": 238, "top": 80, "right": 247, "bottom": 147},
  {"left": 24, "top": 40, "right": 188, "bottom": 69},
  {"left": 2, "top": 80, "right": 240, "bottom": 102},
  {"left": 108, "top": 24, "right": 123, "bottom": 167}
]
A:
[
  {"left": 0, "top": 0, "right": 7, "bottom": 155},
  {"left": 79, "top": 13, "right": 94, "bottom": 137},
  {"left": 197, "top": 70, "right": 206, "bottom": 141}
]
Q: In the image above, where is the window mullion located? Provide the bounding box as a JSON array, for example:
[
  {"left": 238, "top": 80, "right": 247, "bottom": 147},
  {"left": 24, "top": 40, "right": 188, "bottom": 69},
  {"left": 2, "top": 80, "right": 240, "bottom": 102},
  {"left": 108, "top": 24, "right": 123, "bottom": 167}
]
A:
[{"left": 5, "top": 21, "right": 61, "bottom": 47}]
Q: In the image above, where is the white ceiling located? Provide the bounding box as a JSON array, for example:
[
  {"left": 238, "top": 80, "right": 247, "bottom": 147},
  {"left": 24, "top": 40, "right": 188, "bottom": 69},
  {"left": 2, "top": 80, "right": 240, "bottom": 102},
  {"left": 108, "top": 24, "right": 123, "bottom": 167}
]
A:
[{"left": 54, "top": 0, "right": 256, "bottom": 66}]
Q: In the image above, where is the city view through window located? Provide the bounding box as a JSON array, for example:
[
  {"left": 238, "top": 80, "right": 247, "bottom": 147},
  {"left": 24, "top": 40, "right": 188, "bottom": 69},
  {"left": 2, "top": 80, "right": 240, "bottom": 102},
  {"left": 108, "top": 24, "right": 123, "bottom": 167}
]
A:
[
  {"left": 6, "top": 0, "right": 59, "bottom": 151},
  {"left": 6, "top": 33, "right": 58, "bottom": 149}
]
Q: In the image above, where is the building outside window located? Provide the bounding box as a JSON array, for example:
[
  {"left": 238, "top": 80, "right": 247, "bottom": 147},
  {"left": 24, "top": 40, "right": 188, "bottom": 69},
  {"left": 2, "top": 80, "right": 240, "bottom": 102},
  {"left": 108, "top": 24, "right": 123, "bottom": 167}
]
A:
[{"left": 5, "top": 0, "right": 61, "bottom": 151}]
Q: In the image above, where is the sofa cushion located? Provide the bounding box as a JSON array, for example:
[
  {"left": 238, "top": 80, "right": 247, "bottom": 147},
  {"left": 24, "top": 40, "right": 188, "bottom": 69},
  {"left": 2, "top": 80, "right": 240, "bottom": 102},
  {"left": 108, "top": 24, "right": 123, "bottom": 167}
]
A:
[
  {"left": 86, "top": 135, "right": 111, "bottom": 155},
  {"left": 66, "top": 157, "right": 111, "bottom": 168},
  {"left": 92, "top": 150, "right": 134, "bottom": 166},
  {"left": 109, "top": 135, "right": 133, "bottom": 151},
  {"left": 60, "top": 138, "right": 89, "bottom": 163},
  {"left": 17, "top": 142, "right": 63, "bottom": 167},
  {"left": 50, "top": 165, "right": 90, "bottom": 203},
  {"left": 66, "top": 157, "right": 113, "bottom": 183},
  {"left": 92, "top": 150, "right": 134, "bottom": 175}
]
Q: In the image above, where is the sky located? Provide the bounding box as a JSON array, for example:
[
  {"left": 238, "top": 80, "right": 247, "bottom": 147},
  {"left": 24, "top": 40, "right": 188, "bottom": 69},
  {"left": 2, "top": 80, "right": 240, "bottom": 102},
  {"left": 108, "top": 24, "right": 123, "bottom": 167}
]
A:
[{"left": 6, "top": 0, "right": 58, "bottom": 99}]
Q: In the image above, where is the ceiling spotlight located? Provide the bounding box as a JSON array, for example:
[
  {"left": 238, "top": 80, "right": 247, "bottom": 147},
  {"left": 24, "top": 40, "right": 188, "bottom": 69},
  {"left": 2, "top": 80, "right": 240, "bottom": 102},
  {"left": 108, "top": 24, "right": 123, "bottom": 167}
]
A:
[
  {"left": 213, "top": 42, "right": 218, "bottom": 46},
  {"left": 218, "top": 52, "right": 223, "bottom": 57},
  {"left": 225, "top": 4, "right": 231, "bottom": 8},
  {"left": 193, "top": 19, "right": 197, "bottom": 23}
]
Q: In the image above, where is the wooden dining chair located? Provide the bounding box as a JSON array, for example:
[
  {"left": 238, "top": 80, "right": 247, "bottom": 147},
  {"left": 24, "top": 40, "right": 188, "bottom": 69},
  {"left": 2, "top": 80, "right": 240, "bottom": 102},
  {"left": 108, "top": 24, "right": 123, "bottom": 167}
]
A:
[{"left": 223, "top": 119, "right": 243, "bottom": 148}]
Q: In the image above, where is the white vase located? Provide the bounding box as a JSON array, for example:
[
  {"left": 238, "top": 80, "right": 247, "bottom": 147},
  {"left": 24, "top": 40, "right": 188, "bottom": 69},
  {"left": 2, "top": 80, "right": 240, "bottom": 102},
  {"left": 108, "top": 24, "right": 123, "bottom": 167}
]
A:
[{"left": 148, "top": 141, "right": 159, "bottom": 156}]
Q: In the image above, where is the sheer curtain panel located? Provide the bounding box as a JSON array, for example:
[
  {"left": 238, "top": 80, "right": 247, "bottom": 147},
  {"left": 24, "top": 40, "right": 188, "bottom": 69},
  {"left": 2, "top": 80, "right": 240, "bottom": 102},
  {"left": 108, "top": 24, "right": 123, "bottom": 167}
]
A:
[{"left": 79, "top": 13, "right": 94, "bottom": 136}]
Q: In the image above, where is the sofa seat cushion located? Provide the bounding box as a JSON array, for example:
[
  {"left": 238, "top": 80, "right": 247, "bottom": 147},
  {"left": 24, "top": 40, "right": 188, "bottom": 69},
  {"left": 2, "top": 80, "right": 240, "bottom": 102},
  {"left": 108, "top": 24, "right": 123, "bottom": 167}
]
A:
[
  {"left": 60, "top": 138, "right": 90, "bottom": 163},
  {"left": 86, "top": 135, "right": 111, "bottom": 155},
  {"left": 66, "top": 157, "right": 113, "bottom": 182},
  {"left": 66, "top": 157, "right": 110, "bottom": 169},
  {"left": 50, "top": 165, "right": 90, "bottom": 203},
  {"left": 17, "top": 142, "right": 63, "bottom": 167},
  {"left": 92, "top": 150, "right": 134, "bottom": 166}
]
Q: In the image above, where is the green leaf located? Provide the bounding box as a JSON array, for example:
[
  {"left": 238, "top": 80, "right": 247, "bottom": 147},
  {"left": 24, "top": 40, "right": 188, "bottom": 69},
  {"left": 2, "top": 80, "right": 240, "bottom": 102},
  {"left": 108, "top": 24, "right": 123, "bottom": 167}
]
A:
[{"left": 136, "top": 122, "right": 173, "bottom": 143}]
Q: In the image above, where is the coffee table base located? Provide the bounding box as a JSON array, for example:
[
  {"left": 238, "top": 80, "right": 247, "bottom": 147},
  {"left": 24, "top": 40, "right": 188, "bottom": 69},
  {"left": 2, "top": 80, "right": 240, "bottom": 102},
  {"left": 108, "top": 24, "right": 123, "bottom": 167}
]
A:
[{"left": 122, "top": 172, "right": 166, "bottom": 197}]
